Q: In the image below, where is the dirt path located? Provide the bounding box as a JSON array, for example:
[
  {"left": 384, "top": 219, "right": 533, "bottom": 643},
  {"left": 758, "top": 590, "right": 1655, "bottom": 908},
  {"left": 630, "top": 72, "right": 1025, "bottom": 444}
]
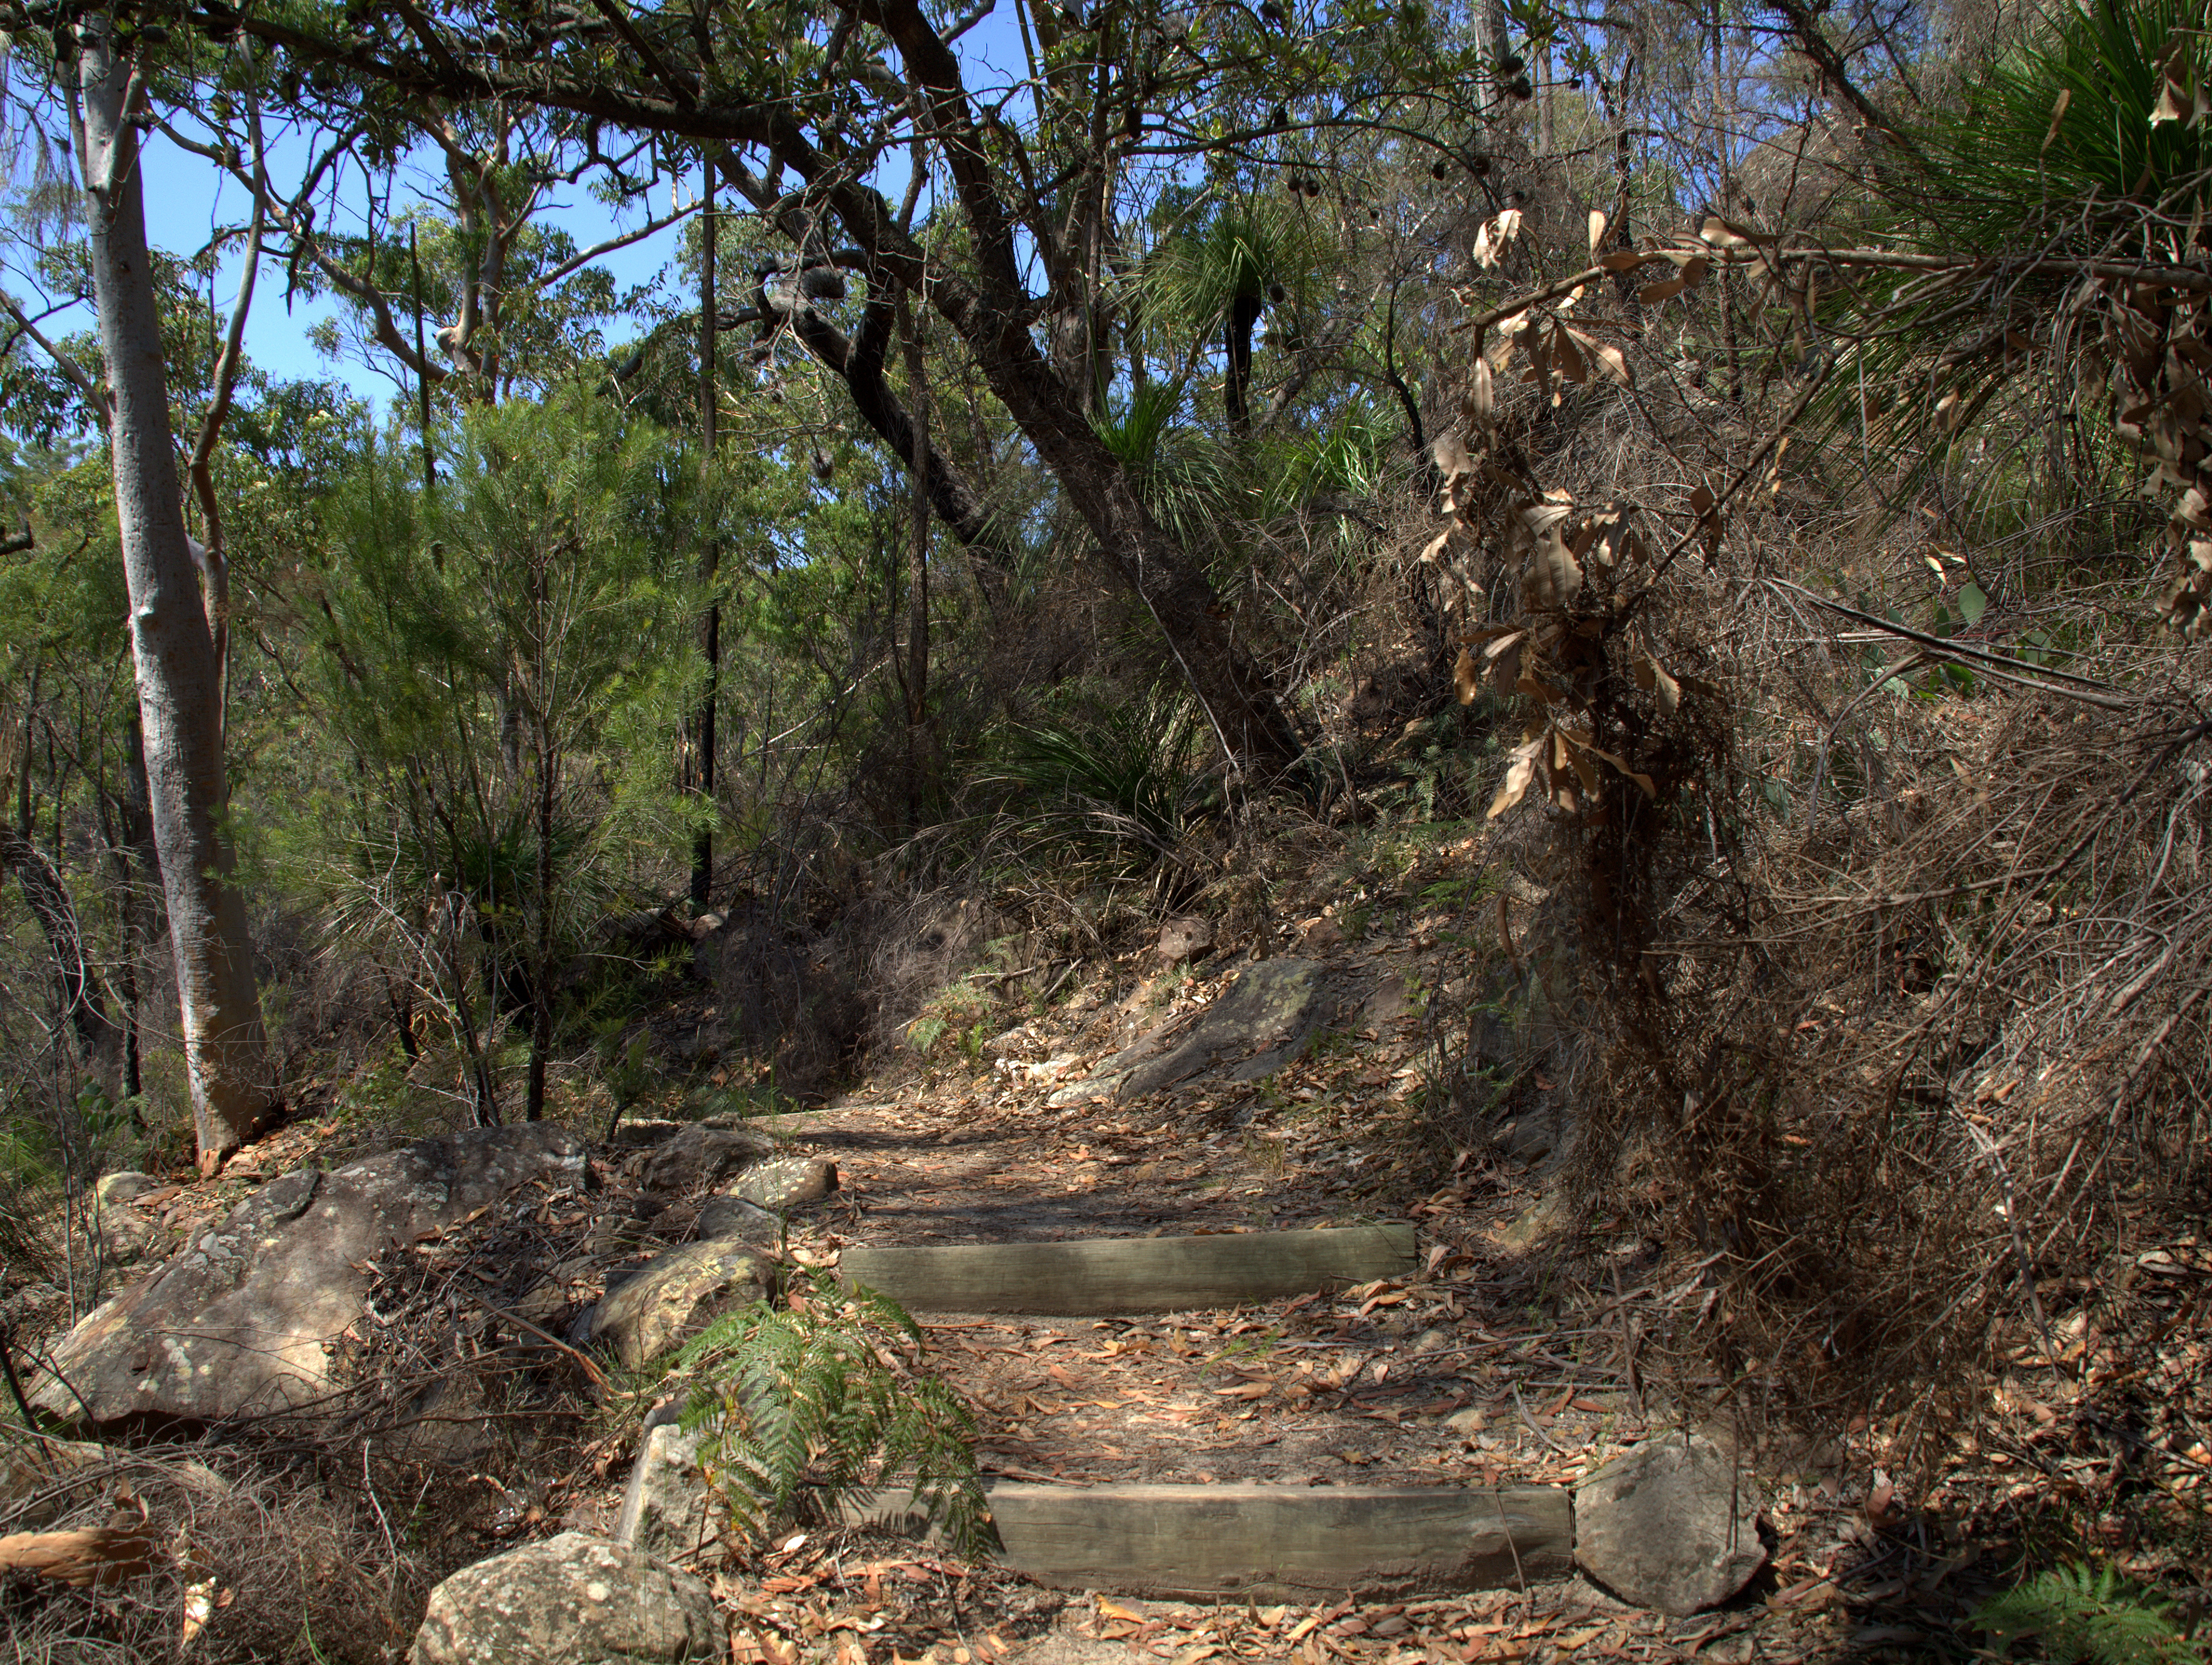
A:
[
  {"left": 766, "top": 1065, "right": 1635, "bottom": 1497},
  {"left": 698, "top": 1056, "right": 1872, "bottom": 1665}
]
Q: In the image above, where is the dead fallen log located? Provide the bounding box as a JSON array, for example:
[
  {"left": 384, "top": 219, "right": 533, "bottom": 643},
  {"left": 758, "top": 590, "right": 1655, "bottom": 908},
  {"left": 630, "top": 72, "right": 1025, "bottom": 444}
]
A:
[
  {"left": 838, "top": 1225, "right": 1417, "bottom": 1315},
  {"left": 0, "top": 1526, "right": 157, "bottom": 1587}
]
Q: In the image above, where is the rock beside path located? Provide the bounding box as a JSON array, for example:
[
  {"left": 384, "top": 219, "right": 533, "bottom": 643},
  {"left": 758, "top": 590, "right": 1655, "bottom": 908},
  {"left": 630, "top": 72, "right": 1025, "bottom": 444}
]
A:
[
  {"left": 585, "top": 1241, "right": 771, "bottom": 1366},
  {"left": 628, "top": 1123, "right": 777, "bottom": 1196},
  {"left": 407, "top": 1532, "right": 720, "bottom": 1665},
  {"left": 1053, "top": 957, "right": 1336, "bottom": 1105},
  {"left": 32, "top": 1125, "right": 588, "bottom": 1427},
  {"left": 1574, "top": 1435, "right": 1766, "bottom": 1615},
  {"left": 616, "top": 1419, "right": 714, "bottom": 1561},
  {"left": 696, "top": 1194, "right": 783, "bottom": 1242},
  {"left": 729, "top": 1154, "right": 838, "bottom": 1211}
]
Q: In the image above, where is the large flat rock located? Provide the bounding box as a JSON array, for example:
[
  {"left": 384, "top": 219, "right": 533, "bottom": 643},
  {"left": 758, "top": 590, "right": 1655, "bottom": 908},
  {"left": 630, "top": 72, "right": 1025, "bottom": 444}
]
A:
[
  {"left": 31, "top": 1125, "right": 588, "bottom": 1427},
  {"left": 1053, "top": 957, "right": 1336, "bottom": 1106}
]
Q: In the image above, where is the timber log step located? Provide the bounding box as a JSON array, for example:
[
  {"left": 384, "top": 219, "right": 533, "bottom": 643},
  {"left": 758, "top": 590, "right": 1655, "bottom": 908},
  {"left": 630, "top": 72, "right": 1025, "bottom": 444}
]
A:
[
  {"left": 827, "top": 1226, "right": 1574, "bottom": 1599},
  {"left": 839, "top": 1224, "right": 1419, "bottom": 1316},
  {"left": 841, "top": 1482, "right": 1573, "bottom": 1602}
]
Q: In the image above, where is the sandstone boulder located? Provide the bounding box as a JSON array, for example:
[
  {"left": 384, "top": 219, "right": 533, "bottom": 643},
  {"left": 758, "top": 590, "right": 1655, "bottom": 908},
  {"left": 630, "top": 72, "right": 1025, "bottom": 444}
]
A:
[
  {"left": 616, "top": 1419, "right": 714, "bottom": 1561},
  {"left": 586, "top": 1241, "right": 770, "bottom": 1367},
  {"left": 696, "top": 1195, "right": 781, "bottom": 1243},
  {"left": 1054, "top": 958, "right": 1335, "bottom": 1105},
  {"left": 31, "top": 1124, "right": 588, "bottom": 1427},
  {"left": 729, "top": 1155, "right": 837, "bottom": 1212},
  {"left": 407, "top": 1532, "right": 720, "bottom": 1665},
  {"left": 1156, "top": 915, "right": 1216, "bottom": 966},
  {"left": 93, "top": 1203, "right": 165, "bottom": 1268},
  {"left": 1574, "top": 1434, "right": 1766, "bottom": 1615},
  {"left": 92, "top": 1171, "right": 159, "bottom": 1208},
  {"left": 628, "top": 1124, "right": 776, "bottom": 1196}
]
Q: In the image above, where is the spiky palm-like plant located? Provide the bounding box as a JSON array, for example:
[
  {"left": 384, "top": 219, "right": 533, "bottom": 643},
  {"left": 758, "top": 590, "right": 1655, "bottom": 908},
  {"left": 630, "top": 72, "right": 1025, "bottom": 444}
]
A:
[
  {"left": 1136, "top": 200, "right": 1325, "bottom": 437},
  {"left": 1090, "top": 383, "right": 1245, "bottom": 556},
  {"left": 1832, "top": 0, "right": 2212, "bottom": 626},
  {"left": 991, "top": 686, "right": 1210, "bottom": 869}
]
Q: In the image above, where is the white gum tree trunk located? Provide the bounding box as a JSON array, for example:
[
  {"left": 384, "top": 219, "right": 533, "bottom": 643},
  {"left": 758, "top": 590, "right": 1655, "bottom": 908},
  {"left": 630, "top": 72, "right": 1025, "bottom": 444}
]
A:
[{"left": 75, "top": 23, "right": 280, "bottom": 1170}]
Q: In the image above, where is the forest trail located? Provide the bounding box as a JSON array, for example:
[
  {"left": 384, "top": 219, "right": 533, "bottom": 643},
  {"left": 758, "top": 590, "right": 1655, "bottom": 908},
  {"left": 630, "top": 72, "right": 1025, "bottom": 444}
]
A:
[
  {"left": 770, "top": 1075, "right": 1624, "bottom": 1499},
  {"left": 678, "top": 1030, "right": 1875, "bottom": 1665}
]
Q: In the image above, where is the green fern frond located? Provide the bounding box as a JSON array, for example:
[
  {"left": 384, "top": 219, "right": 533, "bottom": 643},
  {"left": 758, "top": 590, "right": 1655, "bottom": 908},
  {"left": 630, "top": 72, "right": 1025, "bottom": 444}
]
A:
[
  {"left": 1972, "top": 1561, "right": 2200, "bottom": 1665},
  {"left": 673, "top": 1274, "right": 995, "bottom": 1558}
]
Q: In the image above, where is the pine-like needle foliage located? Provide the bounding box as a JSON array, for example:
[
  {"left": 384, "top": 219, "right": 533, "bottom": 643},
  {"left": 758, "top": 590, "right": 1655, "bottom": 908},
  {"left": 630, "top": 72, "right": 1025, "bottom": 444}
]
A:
[
  {"left": 673, "top": 1275, "right": 994, "bottom": 1556},
  {"left": 1971, "top": 1562, "right": 2202, "bottom": 1664}
]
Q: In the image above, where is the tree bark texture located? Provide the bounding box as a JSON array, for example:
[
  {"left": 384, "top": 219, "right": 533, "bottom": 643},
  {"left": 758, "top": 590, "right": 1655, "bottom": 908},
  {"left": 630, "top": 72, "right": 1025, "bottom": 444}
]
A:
[
  {"left": 902, "top": 288, "right": 932, "bottom": 828},
  {"left": 1472, "top": 0, "right": 1511, "bottom": 112},
  {"left": 1223, "top": 291, "right": 1264, "bottom": 439},
  {"left": 858, "top": 0, "right": 1303, "bottom": 771},
  {"left": 76, "top": 27, "right": 279, "bottom": 1169}
]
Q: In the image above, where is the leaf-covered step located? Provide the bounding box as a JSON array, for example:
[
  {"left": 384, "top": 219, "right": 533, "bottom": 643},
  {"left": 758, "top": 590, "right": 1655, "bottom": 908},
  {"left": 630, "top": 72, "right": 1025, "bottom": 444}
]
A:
[
  {"left": 840, "top": 1481, "right": 1572, "bottom": 1600},
  {"left": 839, "top": 1226, "right": 1417, "bottom": 1316}
]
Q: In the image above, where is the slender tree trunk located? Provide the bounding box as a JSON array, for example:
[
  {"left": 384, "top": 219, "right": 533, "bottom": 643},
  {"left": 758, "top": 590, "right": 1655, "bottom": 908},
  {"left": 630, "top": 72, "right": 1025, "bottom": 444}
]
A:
[
  {"left": 1710, "top": 0, "right": 1743, "bottom": 403},
  {"left": 690, "top": 169, "right": 720, "bottom": 913},
  {"left": 1536, "top": 36, "right": 1556, "bottom": 157},
  {"left": 902, "top": 289, "right": 932, "bottom": 829},
  {"left": 0, "top": 827, "right": 120, "bottom": 1061},
  {"left": 411, "top": 223, "right": 438, "bottom": 493},
  {"left": 74, "top": 24, "right": 278, "bottom": 1172},
  {"left": 437, "top": 891, "right": 501, "bottom": 1126},
  {"left": 974, "top": 371, "right": 1300, "bottom": 773},
  {"left": 1224, "top": 292, "right": 1264, "bottom": 440},
  {"left": 786, "top": 294, "right": 1009, "bottom": 608},
  {"left": 527, "top": 740, "right": 555, "bottom": 1122},
  {"left": 1472, "top": 0, "right": 1510, "bottom": 113},
  {"left": 114, "top": 717, "right": 160, "bottom": 1102}
]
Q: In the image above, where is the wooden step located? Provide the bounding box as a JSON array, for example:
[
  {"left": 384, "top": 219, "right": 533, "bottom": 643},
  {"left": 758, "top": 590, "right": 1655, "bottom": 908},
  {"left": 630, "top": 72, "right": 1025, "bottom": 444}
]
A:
[
  {"left": 839, "top": 1226, "right": 1418, "bottom": 1316},
  {"left": 840, "top": 1481, "right": 1572, "bottom": 1601}
]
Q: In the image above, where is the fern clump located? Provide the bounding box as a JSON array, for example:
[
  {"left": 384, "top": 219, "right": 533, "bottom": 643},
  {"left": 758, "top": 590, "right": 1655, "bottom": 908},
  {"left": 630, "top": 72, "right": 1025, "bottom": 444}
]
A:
[
  {"left": 1971, "top": 1561, "right": 2201, "bottom": 1665},
  {"left": 671, "top": 1275, "right": 995, "bottom": 1557}
]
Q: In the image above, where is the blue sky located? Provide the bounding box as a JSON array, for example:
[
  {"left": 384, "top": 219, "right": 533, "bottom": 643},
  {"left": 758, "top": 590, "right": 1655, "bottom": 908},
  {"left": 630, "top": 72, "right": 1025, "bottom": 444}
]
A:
[{"left": 100, "top": 6, "right": 1035, "bottom": 415}]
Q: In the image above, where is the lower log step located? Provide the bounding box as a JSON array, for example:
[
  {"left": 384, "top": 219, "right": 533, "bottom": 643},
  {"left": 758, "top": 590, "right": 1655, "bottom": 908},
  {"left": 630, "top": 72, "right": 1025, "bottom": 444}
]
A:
[
  {"left": 838, "top": 1226, "right": 1418, "bottom": 1316},
  {"left": 841, "top": 1483, "right": 1572, "bottom": 1601}
]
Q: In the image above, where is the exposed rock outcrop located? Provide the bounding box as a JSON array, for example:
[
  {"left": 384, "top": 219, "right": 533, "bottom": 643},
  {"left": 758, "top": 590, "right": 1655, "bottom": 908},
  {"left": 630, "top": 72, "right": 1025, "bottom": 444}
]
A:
[
  {"left": 1051, "top": 957, "right": 1337, "bottom": 1105},
  {"left": 31, "top": 1125, "right": 588, "bottom": 1427}
]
